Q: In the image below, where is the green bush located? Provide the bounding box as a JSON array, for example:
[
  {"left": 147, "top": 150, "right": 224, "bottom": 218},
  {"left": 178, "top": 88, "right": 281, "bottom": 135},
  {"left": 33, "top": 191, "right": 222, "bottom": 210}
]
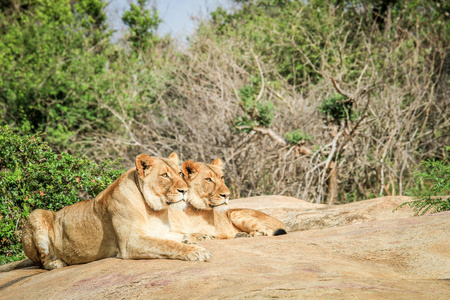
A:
[
  {"left": 285, "top": 129, "right": 313, "bottom": 145},
  {"left": 235, "top": 83, "right": 275, "bottom": 131},
  {"left": 0, "top": 126, "right": 125, "bottom": 263},
  {"left": 318, "top": 94, "right": 356, "bottom": 125},
  {"left": 0, "top": 0, "right": 112, "bottom": 147},
  {"left": 122, "top": 0, "right": 162, "bottom": 51},
  {"left": 0, "top": 0, "right": 167, "bottom": 152},
  {"left": 234, "top": 115, "right": 257, "bottom": 132},
  {"left": 396, "top": 147, "right": 450, "bottom": 215}
]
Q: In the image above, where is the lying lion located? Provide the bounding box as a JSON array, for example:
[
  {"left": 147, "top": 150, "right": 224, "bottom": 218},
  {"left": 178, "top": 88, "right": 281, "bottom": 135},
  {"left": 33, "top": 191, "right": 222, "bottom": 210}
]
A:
[
  {"left": 0, "top": 153, "right": 211, "bottom": 272},
  {"left": 169, "top": 158, "right": 287, "bottom": 240}
]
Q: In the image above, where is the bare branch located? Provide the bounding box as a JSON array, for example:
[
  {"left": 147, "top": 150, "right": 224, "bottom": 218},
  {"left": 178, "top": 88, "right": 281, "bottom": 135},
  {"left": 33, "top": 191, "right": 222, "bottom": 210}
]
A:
[
  {"left": 339, "top": 93, "right": 372, "bottom": 154},
  {"left": 252, "top": 127, "right": 287, "bottom": 146},
  {"left": 234, "top": 125, "right": 287, "bottom": 146},
  {"left": 322, "top": 127, "right": 345, "bottom": 174},
  {"left": 97, "top": 98, "right": 159, "bottom": 156},
  {"left": 252, "top": 52, "right": 265, "bottom": 104},
  {"left": 356, "top": 65, "right": 369, "bottom": 91},
  {"left": 331, "top": 77, "right": 355, "bottom": 100}
]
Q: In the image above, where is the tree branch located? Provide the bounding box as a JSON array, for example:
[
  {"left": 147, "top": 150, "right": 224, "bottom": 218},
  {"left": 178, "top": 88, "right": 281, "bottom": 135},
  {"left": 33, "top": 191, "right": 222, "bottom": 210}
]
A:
[
  {"left": 234, "top": 125, "right": 287, "bottom": 146},
  {"left": 252, "top": 52, "right": 265, "bottom": 104},
  {"left": 97, "top": 98, "right": 159, "bottom": 156},
  {"left": 252, "top": 127, "right": 287, "bottom": 146},
  {"left": 331, "top": 77, "right": 355, "bottom": 101}
]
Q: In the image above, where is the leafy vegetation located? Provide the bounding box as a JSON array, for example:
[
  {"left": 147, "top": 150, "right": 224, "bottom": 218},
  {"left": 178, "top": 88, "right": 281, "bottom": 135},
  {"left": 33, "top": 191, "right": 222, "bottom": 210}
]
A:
[
  {"left": 318, "top": 94, "right": 356, "bottom": 124},
  {"left": 122, "top": 0, "right": 162, "bottom": 51},
  {"left": 0, "top": 0, "right": 111, "bottom": 147},
  {"left": 0, "top": 0, "right": 165, "bottom": 151},
  {"left": 285, "top": 130, "right": 313, "bottom": 145},
  {"left": 0, "top": 126, "right": 124, "bottom": 263},
  {"left": 396, "top": 147, "right": 450, "bottom": 215},
  {"left": 234, "top": 80, "right": 275, "bottom": 131}
]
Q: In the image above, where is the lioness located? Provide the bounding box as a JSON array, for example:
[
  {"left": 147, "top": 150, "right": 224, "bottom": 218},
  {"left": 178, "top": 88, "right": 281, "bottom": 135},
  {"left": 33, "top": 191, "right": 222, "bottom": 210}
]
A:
[
  {"left": 169, "top": 159, "right": 287, "bottom": 240},
  {"left": 0, "top": 153, "right": 211, "bottom": 272}
]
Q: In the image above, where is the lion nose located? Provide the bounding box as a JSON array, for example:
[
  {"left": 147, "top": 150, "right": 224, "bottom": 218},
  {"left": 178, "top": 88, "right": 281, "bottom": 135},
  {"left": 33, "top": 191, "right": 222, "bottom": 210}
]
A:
[
  {"left": 177, "top": 188, "right": 187, "bottom": 195},
  {"left": 220, "top": 193, "right": 230, "bottom": 200}
]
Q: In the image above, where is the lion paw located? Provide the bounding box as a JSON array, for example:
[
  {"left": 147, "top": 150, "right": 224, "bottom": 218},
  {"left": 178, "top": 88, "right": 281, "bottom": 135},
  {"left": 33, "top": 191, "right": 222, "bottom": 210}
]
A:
[
  {"left": 181, "top": 234, "right": 199, "bottom": 245},
  {"left": 191, "top": 233, "right": 215, "bottom": 241},
  {"left": 184, "top": 245, "right": 212, "bottom": 262},
  {"left": 235, "top": 232, "right": 251, "bottom": 238},
  {"left": 43, "top": 258, "right": 67, "bottom": 270},
  {"left": 250, "top": 231, "right": 267, "bottom": 237}
]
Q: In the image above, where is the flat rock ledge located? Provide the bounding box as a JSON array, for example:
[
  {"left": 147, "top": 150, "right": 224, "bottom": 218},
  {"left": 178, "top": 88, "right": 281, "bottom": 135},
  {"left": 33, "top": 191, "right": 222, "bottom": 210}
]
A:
[{"left": 1, "top": 196, "right": 449, "bottom": 299}]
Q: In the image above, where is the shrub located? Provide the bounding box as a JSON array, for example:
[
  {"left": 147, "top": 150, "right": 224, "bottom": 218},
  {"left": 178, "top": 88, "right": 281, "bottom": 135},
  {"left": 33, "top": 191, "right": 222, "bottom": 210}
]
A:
[
  {"left": 0, "top": 126, "right": 124, "bottom": 263},
  {"left": 396, "top": 147, "right": 450, "bottom": 215},
  {"left": 285, "top": 130, "right": 313, "bottom": 145},
  {"left": 0, "top": 0, "right": 112, "bottom": 148},
  {"left": 0, "top": 0, "right": 166, "bottom": 152},
  {"left": 122, "top": 0, "right": 162, "bottom": 51},
  {"left": 235, "top": 83, "right": 275, "bottom": 131},
  {"left": 318, "top": 94, "right": 356, "bottom": 125}
]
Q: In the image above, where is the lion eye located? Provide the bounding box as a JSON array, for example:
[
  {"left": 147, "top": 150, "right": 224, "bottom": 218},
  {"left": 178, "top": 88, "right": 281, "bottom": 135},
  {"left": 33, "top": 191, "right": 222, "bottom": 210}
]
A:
[
  {"left": 179, "top": 172, "right": 184, "bottom": 177},
  {"left": 205, "top": 178, "right": 213, "bottom": 183},
  {"left": 161, "top": 173, "right": 170, "bottom": 179}
]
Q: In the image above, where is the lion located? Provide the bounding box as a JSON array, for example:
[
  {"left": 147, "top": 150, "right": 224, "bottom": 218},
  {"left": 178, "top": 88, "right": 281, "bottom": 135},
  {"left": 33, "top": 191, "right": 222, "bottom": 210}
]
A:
[
  {"left": 169, "top": 158, "right": 287, "bottom": 240},
  {"left": 0, "top": 153, "right": 211, "bottom": 272}
]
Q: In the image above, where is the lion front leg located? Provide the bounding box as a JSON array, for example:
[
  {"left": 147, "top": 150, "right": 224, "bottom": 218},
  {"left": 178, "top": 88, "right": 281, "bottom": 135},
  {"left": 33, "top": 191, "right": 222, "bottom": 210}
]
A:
[
  {"left": 161, "top": 232, "right": 199, "bottom": 245},
  {"left": 118, "top": 235, "right": 211, "bottom": 262},
  {"left": 162, "top": 231, "right": 189, "bottom": 243}
]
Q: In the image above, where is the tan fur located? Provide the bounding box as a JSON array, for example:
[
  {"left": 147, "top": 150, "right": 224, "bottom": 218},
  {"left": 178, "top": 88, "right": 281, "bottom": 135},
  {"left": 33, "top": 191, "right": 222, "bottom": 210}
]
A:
[
  {"left": 170, "top": 159, "right": 286, "bottom": 240},
  {"left": 16, "top": 153, "right": 211, "bottom": 271}
]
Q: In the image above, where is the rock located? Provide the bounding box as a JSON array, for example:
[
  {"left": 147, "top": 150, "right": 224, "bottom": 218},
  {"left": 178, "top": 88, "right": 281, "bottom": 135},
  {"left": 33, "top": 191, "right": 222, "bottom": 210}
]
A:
[{"left": 1, "top": 196, "right": 449, "bottom": 299}]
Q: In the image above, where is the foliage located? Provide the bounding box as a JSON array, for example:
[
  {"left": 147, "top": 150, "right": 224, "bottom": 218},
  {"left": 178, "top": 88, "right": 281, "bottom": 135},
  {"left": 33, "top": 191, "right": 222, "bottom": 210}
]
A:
[
  {"left": 0, "top": 126, "right": 124, "bottom": 263},
  {"left": 0, "top": 0, "right": 113, "bottom": 147},
  {"left": 285, "top": 130, "right": 313, "bottom": 145},
  {"left": 210, "top": 0, "right": 348, "bottom": 85},
  {"left": 396, "top": 147, "right": 450, "bottom": 215},
  {"left": 209, "top": 0, "right": 449, "bottom": 88},
  {"left": 235, "top": 83, "right": 275, "bottom": 131},
  {"left": 122, "top": 0, "right": 162, "bottom": 51},
  {"left": 234, "top": 116, "right": 257, "bottom": 132},
  {"left": 318, "top": 94, "right": 356, "bottom": 124},
  {"left": 0, "top": 0, "right": 172, "bottom": 154}
]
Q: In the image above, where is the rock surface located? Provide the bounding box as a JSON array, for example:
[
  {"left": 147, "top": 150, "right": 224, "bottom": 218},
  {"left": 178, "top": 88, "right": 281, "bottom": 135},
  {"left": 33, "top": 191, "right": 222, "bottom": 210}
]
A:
[{"left": 1, "top": 196, "right": 449, "bottom": 299}]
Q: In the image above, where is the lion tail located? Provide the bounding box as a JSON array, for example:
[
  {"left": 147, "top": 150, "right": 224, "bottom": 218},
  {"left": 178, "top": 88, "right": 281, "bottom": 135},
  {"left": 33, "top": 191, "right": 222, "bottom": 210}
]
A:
[
  {"left": 0, "top": 259, "right": 39, "bottom": 272},
  {"left": 273, "top": 228, "right": 287, "bottom": 236}
]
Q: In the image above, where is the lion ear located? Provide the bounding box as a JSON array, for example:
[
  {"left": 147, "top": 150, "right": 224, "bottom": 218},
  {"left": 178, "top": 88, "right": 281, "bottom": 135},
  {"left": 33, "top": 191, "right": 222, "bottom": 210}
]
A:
[
  {"left": 136, "top": 154, "right": 154, "bottom": 178},
  {"left": 167, "top": 152, "right": 179, "bottom": 165},
  {"left": 210, "top": 158, "right": 223, "bottom": 169},
  {"left": 182, "top": 161, "right": 199, "bottom": 181}
]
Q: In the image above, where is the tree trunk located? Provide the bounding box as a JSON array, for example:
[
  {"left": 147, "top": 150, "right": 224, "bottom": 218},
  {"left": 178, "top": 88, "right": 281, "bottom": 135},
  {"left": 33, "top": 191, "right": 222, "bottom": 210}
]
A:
[{"left": 327, "top": 161, "right": 339, "bottom": 205}]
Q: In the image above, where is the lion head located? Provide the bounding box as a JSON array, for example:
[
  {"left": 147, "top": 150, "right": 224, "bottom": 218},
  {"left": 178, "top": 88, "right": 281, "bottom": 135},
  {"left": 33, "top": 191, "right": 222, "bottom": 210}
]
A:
[
  {"left": 181, "top": 158, "right": 230, "bottom": 212},
  {"left": 135, "top": 152, "right": 188, "bottom": 211}
]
